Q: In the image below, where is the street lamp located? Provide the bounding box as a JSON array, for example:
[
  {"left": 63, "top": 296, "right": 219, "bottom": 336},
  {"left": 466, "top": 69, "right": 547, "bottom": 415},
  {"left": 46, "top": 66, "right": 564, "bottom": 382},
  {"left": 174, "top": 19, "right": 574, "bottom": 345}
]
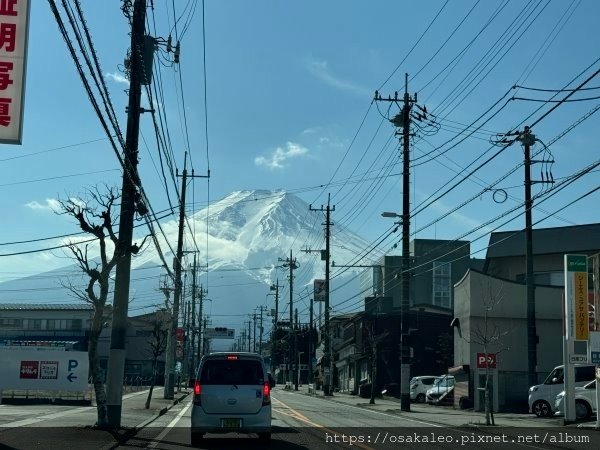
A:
[{"left": 381, "top": 211, "right": 400, "bottom": 218}]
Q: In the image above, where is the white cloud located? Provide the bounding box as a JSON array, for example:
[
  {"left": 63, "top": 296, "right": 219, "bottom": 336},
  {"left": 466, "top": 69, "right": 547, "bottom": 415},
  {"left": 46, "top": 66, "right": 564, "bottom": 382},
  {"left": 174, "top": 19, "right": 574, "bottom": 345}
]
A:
[
  {"left": 255, "top": 142, "right": 309, "bottom": 170},
  {"left": 105, "top": 72, "right": 129, "bottom": 85},
  {"left": 25, "top": 198, "right": 61, "bottom": 212},
  {"left": 305, "top": 56, "right": 370, "bottom": 96}
]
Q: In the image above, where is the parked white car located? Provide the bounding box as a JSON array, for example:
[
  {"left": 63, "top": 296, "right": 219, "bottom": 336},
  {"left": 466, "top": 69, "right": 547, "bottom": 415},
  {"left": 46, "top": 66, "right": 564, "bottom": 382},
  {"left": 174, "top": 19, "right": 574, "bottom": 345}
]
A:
[
  {"left": 555, "top": 380, "right": 597, "bottom": 420},
  {"left": 528, "top": 364, "right": 595, "bottom": 417},
  {"left": 410, "top": 376, "right": 438, "bottom": 403},
  {"left": 426, "top": 375, "right": 455, "bottom": 404}
]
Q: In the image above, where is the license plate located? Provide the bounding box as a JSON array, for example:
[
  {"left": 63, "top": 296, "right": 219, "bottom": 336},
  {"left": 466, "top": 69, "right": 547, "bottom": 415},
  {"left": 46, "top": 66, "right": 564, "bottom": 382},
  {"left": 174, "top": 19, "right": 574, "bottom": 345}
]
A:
[{"left": 221, "top": 418, "right": 241, "bottom": 429}]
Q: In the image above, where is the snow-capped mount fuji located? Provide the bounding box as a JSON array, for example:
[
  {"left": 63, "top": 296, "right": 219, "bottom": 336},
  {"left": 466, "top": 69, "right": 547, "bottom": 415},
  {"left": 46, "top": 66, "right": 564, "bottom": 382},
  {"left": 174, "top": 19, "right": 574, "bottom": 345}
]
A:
[
  {"left": 0, "top": 190, "right": 371, "bottom": 335},
  {"left": 133, "top": 189, "right": 371, "bottom": 286}
]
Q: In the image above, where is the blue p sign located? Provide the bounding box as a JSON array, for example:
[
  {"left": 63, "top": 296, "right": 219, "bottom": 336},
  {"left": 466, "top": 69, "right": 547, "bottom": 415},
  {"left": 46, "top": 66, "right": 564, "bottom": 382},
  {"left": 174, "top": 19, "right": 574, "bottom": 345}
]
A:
[{"left": 68, "top": 359, "right": 78, "bottom": 371}]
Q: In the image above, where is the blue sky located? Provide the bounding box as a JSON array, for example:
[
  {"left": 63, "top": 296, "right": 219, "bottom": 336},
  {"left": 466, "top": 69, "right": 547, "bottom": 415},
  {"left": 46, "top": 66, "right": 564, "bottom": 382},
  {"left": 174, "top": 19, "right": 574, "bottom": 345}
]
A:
[{"left": 0, "top": 0, "right": 599, "bottom": 287}]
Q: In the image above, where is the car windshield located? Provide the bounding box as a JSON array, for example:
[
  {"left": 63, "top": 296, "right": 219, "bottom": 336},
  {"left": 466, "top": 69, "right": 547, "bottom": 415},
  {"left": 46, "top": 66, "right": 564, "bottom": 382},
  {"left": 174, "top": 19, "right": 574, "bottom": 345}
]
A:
[{"left": 200, "top": 359, "right": 264, "bottom": 385}]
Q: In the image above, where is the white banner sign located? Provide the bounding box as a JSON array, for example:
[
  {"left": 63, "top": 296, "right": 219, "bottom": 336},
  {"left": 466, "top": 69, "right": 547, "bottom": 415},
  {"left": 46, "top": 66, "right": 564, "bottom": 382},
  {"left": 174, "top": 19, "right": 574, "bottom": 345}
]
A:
[
  {"left": 0, "top": 349, "right": 89, "bottom": 391},
  {"left": 0, "top": 0, "right": 30, "bottom": 144}
]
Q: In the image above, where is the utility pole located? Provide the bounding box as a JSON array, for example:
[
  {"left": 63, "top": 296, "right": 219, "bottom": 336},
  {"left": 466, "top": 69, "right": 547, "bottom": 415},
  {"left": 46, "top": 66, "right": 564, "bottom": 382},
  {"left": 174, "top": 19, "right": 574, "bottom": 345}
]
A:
[
  {"left": 279, "top": 252, "right": 299, "bottom": 390},
  {"left": 247, "top": 320, "right": 252, "bottom": 352},
  {"left": 163, "top": 153, "right": 209, "bottom": 399},
  {"left": 308, "top": 194, "right": 335, "bottom": 396},
  {"left": 252, "top": 312, "right": 257, "bottom": 353},
  {"left": 190, "top": 254, "right": 197, "bottom": 378},
  {"left": 270, "top": 280, "right": 280, "bottom": 374},
  {"left": 309, "top": 296, "right": 314, "bottom": 384},
  {"left": 517, "top": 126, "right": 542, "bottom": 388},
  {"left": 196, "top": 284, "right": 207, "bottom": 365},
  {"left": 163, "top": 154, "right": 188, "bottom": 399},
  {"left": 375, "top": 74, "right": 417, "bottom": 411},
  {"left": 106, "top": 0, "right": 148, "bottom": 427},
  {"left": 257, "top": 305, "right": 267, "bottom": 356}
]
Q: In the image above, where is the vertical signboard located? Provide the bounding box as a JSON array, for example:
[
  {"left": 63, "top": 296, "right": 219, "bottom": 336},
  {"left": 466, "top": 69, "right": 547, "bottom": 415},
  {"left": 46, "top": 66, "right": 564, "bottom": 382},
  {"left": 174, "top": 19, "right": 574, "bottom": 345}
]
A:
[
  {"left": 564, "top": 254, "right": 589, "bottom": 340},
  {"left": 314, "top": 279, "right": 326, "bottom": 302},
  {"left": 0, "top": 0, "right": 30, "bottom": 144}
]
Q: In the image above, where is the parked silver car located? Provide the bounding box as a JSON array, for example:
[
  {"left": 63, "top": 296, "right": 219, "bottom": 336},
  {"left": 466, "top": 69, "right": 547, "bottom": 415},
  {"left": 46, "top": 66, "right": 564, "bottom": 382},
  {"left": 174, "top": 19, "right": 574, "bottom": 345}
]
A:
[
  {"left": 410, "top": 376, "right": 438, "bottom": 403},
  {"left": 555, "top": 380, "right": 597, "bottom": 420},
  {"left": 426, "top": 375, "right": 455, "bottom": 404},
  {"left": 191, "top": 352, "right": 274, "bottom": 445}
]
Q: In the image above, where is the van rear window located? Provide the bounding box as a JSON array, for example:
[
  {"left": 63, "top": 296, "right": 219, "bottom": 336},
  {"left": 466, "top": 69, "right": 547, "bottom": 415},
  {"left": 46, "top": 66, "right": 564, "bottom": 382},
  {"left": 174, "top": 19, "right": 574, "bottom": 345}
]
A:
[{"left": 200, "top": 360, "right": 264, "bottom": 385}]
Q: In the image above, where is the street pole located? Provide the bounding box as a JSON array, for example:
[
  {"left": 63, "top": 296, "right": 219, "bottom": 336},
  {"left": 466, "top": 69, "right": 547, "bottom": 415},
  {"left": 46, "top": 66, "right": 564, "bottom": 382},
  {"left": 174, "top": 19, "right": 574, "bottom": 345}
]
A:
[
  {"left": 374, "top": 75, "right": 417, "bottom": 411},
  {"left": 270, "top": 280, "right": 280, "bottom": 374},
  {"left": 279, "top": 253, "right": 298, "bottom": 389},
  {"left": 309, "top": 296, "right": 314, "bottom": 384},
  {"left": 190, "top": 254, "right": 197, "bottom": 378},
  {"left": 163, "top": 153, "right": 189, "bottom": 399},
  {"left": 308, "top": 194, "right": 335, "bottom": 395},
  {"left": 248, "top": 320, "right": 252, "bottom": 352},
  {"left": 196, "top": 285, "right": 206, "bottom": 364},
  {"left": 106, "top": 0, "right": 147, "bottom": 427},
  {"left": 518, "top": 126, "right": 538, "bottom": 389}
]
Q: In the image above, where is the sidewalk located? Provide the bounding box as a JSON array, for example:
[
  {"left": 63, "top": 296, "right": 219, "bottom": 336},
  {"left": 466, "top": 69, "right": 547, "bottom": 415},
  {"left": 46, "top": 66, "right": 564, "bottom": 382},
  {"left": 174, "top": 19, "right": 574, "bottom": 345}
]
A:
[
  {"left": 278, "top": 383, "right": 568, "bottom": 428},
  {"left": 0, "top": 387, "right": 191, "bottom": 450}
]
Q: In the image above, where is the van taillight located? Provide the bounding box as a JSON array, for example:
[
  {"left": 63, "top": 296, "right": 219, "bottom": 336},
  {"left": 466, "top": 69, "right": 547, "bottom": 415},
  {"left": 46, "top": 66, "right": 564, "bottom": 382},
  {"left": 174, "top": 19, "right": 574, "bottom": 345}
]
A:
[{"left": 262, "top": 381, "right": 271, "bottom": 406}]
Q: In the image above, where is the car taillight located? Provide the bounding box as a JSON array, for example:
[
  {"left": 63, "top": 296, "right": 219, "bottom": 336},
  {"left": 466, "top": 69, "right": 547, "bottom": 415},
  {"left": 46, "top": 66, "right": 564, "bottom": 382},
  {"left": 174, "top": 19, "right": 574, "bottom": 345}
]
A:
[
  {"left": 262, "top": 381, "right": 271, "bottom": 406},
  {"left": 193, "top": 380, "right": 202, "bottom": 405}
]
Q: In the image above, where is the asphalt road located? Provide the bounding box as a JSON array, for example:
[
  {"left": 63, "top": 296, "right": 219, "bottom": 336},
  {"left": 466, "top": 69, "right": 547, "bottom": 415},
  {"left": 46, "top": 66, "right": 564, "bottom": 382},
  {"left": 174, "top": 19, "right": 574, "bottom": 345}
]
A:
[{"left": 1, "top": 387, "right": 599, "bottom": 449}]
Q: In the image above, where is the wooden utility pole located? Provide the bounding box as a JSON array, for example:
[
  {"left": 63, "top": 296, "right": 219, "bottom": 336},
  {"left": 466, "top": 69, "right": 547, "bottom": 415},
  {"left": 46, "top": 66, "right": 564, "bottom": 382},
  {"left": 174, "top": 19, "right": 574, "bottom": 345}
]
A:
[
  {"left": 106, "top": 0, "right": 147, "bottom": 427},
  {"left": 308, "top": 194, "right": 335, "bottom": 395},
  {"left": 279, "top": 252, "right": 298, "bottom": 389}
]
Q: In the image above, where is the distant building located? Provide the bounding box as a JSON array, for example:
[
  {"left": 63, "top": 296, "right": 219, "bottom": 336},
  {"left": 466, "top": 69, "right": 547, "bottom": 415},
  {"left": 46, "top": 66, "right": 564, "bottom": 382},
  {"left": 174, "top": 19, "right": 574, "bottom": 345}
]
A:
[
  {"left": 360, "top": 238, "right": 473, "bottom": 311},
  {"left": 0, "top": 303, "right": 93, "bottom": 351},
  {"left": 0, "top": 303, "right": 170, "bottom": 384}
]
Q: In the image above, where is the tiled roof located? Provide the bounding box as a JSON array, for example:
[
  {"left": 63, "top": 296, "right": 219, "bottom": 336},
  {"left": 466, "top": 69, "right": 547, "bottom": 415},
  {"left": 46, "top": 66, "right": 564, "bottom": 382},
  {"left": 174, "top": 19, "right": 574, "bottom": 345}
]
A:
[{"left": 0, "top": 303, "right": 93, "bottom": 311}]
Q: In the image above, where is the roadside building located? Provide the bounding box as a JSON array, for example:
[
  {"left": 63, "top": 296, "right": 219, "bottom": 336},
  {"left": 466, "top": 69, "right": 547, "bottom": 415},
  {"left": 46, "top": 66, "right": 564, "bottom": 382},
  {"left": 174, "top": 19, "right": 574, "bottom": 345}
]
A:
[
  {"left": 452, "top": 223, "right": 600, "bottom": 412},
  {"left": 0, "top": 303, "right": 93, "bottom": 351}
]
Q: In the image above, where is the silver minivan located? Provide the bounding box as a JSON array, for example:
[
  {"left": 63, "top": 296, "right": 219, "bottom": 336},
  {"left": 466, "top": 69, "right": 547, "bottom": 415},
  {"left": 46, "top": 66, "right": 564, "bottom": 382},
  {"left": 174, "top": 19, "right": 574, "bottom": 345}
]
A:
[{"left": 191, "top": 352, "right": 274, "bottom": 445}]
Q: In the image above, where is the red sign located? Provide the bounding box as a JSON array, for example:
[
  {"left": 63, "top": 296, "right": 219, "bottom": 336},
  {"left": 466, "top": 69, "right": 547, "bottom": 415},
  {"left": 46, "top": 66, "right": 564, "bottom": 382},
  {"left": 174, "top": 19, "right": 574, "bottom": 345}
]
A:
[
  {"left": 19, "top": 360, "right": 39, "bottom": 379},
  {"left": 476, "top": 353, "right": 497, "bottom": 369},
  {"left": 0, "top": 0, "right": 30, "bottom": 144},
  {"left": 176, "top": 327, "right": 185, "bottom": 342}
]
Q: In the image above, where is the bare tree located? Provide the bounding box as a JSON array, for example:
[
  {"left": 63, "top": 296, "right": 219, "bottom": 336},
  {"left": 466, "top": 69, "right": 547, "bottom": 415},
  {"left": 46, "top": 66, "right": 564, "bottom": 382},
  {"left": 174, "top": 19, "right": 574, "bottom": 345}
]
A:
[
  {"left": 145, "top": 309, "right": 169, "bottom": 409},
  {"left": 460, "top": 283, "right": 510, "bottom": 425},
  {"left": 365, "top": 315, "right": 389, "bottom": 404},
  {"left": 57, "top": 186, "right": 133, "bottom": 427}
]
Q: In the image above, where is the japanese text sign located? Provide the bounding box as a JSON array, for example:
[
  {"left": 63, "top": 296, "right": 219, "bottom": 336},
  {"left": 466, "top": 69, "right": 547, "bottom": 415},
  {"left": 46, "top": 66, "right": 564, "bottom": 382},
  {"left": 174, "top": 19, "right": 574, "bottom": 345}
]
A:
[
  {"left": 0, "top": 0, "right": 30, "bottom": 144},
  {"left": 564, "top": 254, "right": 589, "bottom": 340}
]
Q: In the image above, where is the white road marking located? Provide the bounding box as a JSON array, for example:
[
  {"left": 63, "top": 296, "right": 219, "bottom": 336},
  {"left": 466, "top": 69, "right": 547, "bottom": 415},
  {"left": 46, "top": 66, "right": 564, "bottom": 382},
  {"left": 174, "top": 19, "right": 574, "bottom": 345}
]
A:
[{"left": 147, "top": 400, "right": 192, "bottom": 449}]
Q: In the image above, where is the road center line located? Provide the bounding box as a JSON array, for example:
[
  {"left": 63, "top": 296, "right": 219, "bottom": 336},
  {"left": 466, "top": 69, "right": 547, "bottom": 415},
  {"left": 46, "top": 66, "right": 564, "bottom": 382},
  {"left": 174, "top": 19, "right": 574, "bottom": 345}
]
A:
[{"left": 273, "top": 396, "right": 375, "bottom": 450}]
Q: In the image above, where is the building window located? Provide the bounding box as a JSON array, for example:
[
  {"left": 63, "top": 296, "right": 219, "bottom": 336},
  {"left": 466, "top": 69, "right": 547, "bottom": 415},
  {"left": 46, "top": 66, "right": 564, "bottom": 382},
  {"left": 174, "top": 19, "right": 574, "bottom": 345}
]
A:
[
  {"left": 433, "top": 261, "right": 451, "bottom": 308},
  {"left": 0, "top": 318, "right": 23, "bottom": 328},
  {"left": 28, "top": 319, "right": 42, "bottom": 330},
  {"left": 66, "top": 319, "right": 82, "bottom": 330}
]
